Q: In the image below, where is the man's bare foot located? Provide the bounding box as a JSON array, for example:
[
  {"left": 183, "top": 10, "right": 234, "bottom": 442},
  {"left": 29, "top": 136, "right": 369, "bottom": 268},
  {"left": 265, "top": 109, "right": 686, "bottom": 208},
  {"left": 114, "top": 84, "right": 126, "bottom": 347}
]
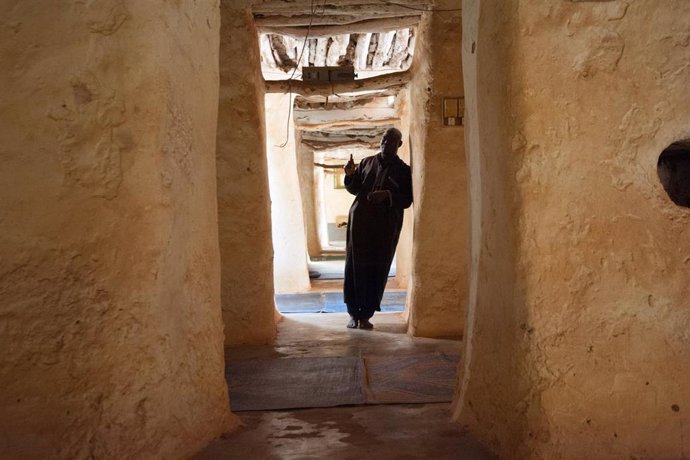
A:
[
  {"left": 347, "top": 317, "right": 359, "bottom": 329},
  {"left": 359, "top": 319, "right": 374, "bottom": 330}
]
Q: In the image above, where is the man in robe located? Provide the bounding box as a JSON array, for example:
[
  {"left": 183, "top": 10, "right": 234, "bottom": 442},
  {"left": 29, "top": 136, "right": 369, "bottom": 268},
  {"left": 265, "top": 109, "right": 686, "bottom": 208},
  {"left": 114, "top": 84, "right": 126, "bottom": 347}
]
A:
[{"left": 342, "top": 127, "right": 413, "bottom": 329}]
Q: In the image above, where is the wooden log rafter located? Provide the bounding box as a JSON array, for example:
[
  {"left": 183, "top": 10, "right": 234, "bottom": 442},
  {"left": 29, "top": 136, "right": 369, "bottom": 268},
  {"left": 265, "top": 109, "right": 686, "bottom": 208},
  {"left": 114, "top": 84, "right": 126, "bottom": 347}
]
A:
[
  {"left": 257, "top": 16, "right": 420, "bottom": 37},
  {"left": 295, "top": 105, "right": 396, "bottom": 126},
  {"left": 326, "top": 34, "right": 350, "bottom": 66},
  {"left": 254, "top": 12, "right": 419, "bottom": 27},
  {"left": 296, "top": 87, "right": 399, "bottom": 104},
  {"left": 251, "top": 1, "right": 432, "bottom": 17},
  {"left": 302, "top": 128, "right": 386, "bottom": 142},
  {"left": 297, "top": 117, "right": 400, "bottom": 131},
  {"left": 372, "top": 30, "right": 396, "bottom": 68},
  {"left": 313, "top": 162, "right": 346, "bottom": 169},
  {"left": 265, "top": 71, "right": 410, "bottom": 96},
  {"left": 387, "top": 28, "right": 410, "bottom": 68},
  {"left": 295, "top": 97, "right": 379, "bottom": 110},
  {"left": 302, "top": 125, "right": 392, "bottom": 151},
  {"left": 306, "top": 138, "right": 379, "bottom": 150}
]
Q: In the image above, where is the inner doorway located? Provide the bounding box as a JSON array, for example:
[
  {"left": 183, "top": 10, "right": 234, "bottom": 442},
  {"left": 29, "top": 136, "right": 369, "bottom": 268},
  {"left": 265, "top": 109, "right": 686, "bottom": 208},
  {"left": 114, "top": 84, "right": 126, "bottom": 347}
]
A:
[
  {"left": 267, "top": 93, "right": 410, "bottom": 315},
  {"left": 259, "top": 25, "right": 416, "bottom": 317}
]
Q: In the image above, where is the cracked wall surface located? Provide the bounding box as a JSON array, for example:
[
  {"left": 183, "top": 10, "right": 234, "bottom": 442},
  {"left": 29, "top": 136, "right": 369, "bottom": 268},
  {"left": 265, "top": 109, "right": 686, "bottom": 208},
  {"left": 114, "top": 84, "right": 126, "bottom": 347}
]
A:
[
  {"left": 0, "top": 1, "right": 233, "bottom": 457},
  {"left": 456, "top": 1, "right": 690, "bottom": 459}
]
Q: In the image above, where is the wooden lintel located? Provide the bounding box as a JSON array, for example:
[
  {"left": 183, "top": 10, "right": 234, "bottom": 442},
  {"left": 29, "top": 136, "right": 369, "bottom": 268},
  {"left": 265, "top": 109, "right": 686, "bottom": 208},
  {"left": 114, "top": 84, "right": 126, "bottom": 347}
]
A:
[
  {"left": 313, "top": 162, "right": 346, "bottom": 169},
  {"left": 306, "top": 139, "right": 378, "bottom": 150},
  {"left": 255, "top": 13, "right": 420, "bottom": 29},
  {"left": 297, "top": 118, "right": 400, "bottom": 131},
  {"left": 252, "top": 1, "right": 432, "bottom": 17},
  {"left": 258, "top": 16, "right": 419, "bottom": 38},
  {"left": 296, "top": 88, "right": 400, "bottom": 104},
  {"left": 265, "top": 71, "right": 411, "bottom": 96}
]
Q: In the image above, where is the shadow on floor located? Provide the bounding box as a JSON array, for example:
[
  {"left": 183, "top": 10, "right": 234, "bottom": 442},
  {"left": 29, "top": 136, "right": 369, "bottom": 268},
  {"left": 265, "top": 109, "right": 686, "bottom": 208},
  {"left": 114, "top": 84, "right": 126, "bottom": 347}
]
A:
[{"left": 195, "top": 404, "right": 497, "bottom": 460}]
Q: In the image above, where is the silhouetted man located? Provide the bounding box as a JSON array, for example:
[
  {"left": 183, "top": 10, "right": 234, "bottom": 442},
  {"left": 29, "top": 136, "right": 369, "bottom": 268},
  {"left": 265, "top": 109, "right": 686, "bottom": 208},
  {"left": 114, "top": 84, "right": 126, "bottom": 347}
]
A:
[{"left": 343, "top": 127, "right": 413, "bottom": 329}]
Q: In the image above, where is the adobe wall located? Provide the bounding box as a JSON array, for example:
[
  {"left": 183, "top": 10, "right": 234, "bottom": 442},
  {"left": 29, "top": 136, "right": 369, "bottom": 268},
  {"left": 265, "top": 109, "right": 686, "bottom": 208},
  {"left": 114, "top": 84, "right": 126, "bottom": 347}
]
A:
[
  {"left": 265, "top": 93, "right": 311, "bottom": 294},
  {"left": 295, "top": 140, "right": 322, "bottom": 258},
  {"left": 217, "top": 1, "right": 277, "bottom": 344},
  {"left": 406, "top": 4, "right": 468, "bottom": 337},
  {"left": 456, "top": 1, "right": 690, "bottom": 458},
  {"left": 388, "top": 95, "right": 414, "bottom": 292},
  {"left": 0, "top": 2, "right": 233, "bottom": 458}
]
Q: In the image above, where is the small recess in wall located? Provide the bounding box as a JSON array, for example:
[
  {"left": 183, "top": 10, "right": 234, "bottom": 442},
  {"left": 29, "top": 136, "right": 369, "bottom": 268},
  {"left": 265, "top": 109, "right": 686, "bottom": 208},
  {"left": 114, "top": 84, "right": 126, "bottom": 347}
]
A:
[
  {"left": 443, "top": 97, "right": 464, "bottom": 127},
  {"left": 657, "top": 139, "right": 690, "bottom": 208}
]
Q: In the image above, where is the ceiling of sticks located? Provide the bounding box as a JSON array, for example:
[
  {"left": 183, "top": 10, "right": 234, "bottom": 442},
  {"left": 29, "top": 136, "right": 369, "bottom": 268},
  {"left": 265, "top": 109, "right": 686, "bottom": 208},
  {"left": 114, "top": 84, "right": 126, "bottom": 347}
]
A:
[
  {"left": 258, "top": 29, "right": 416, "bottom": 80},
  {"left": 254, "top": 1, "right": 429, "bottom": 156}
]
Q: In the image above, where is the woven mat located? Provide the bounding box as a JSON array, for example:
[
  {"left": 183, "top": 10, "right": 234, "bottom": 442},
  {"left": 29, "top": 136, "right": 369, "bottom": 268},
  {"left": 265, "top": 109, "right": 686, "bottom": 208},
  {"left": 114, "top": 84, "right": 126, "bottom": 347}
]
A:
[
  {"left": 227, "top": 356, "right": 365, "bottom": 411},
  {"left": 227, "top": 352, "right": 459, "bottom": 411},
  {"left": 364, "top": 352, "right": 460, "bottom": 404}
]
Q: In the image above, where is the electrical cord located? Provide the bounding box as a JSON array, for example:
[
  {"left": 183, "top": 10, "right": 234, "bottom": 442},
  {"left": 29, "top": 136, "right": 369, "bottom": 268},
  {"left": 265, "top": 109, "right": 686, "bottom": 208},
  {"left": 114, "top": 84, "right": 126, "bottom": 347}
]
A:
[{"left": 276, "top": 0, "right": 321, "bottom": 147}]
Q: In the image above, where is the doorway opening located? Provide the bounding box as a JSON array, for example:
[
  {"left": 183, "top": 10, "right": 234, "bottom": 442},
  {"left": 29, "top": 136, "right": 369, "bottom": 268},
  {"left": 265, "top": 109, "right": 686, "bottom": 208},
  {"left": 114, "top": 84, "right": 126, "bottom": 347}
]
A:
[{"left": 259, "top": 23, "right": 416, "bottom": 316}]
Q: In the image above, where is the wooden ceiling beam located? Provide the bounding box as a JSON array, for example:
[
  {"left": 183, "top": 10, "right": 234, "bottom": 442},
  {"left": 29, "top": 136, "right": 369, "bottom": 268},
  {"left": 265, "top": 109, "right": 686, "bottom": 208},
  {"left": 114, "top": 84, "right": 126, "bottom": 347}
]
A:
[
  {"left": 252, "top": 1, "right": 432, "bottom": 17},
  {"left": 295, "top": 105, "right": 396, "bottom": 127},
  {"left": 326, "top": 34, "right": 350, "bottom": 66},
  {"left": 303, "top": 139, "right": 379, "bottom": 150},
  {"left": 297, "top": 118, "right": 400, "bottom": 131},
  {"left": 387, "top": 28, "right": 411, "bottom": 68},
  {"left": 258, "top": 16, "right": 419, "bottom": 38},
  {"left": 372, "top": 30, "right": 396, "bottom": 68},
  {"left": 296, "top": 88, "right": 399, "bottom": 104},
  {"left": 313, "top": 126, "right": 390, "bottom": 136},
  {"left": 254, "top": 12, "right": 419, "bottom": 27},
  {"left": 264, "top": 71, "right": 410, "bottom": 96},
  {"left": 302, "top": 129, "right": 385, "bottom": 141}
]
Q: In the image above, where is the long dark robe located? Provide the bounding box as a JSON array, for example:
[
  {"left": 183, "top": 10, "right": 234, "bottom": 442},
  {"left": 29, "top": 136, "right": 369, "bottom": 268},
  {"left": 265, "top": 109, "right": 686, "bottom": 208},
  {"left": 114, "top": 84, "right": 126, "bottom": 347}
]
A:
[{"left": 343, "top": 152, "right": 413, "bottom": 319}]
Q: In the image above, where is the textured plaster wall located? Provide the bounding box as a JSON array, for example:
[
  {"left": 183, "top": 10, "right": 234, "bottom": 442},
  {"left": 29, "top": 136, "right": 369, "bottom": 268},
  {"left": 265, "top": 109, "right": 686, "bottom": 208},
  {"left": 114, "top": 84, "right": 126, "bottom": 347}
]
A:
[
  {"left": 321, "top": 172, "right": 352, "bottom": 224},
  {"left": 265, "top": 93, "right": 311, "bottom": 294},
  {"left": 406, "top": 5, "right": 468, "bottom": 337},
  {"left": 0, "top": 1, "right": 234, "bottom": 458},
  {"left": 456, "top": 1, "right": 690, "bottom": 459},
  {"left": 394, "top": 91, "right": 415, "bottom": 294},
  {"left": 217, "top": 1, "right": 276, "bottom": 345},
  {"left": 295, "top": 140, "right": 322, "bottom": 257},
  {"left": 453, "top": 0, "right": 527, "bottom": 455}
]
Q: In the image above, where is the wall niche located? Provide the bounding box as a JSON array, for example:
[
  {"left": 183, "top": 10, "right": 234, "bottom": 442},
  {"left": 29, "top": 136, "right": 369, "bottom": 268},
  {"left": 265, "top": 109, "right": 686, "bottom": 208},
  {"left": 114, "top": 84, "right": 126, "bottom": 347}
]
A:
[{"left": 657, "top": 139, "right": 690, "bottom": 208}]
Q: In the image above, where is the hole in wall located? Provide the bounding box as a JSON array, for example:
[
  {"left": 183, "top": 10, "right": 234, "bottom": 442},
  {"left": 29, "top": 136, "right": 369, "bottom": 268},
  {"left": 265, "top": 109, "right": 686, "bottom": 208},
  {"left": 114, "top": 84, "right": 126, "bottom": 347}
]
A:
[{"left": 657, "top": 139, "right": 690, "bottom": 208}]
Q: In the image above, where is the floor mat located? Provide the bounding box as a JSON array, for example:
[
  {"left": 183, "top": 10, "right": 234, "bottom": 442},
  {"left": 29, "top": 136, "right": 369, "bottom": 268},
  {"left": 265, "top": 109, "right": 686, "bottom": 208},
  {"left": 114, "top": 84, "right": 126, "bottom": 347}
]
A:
[
  {"left": 226, "top": 352, "right": 459, "bottom": 411},
  {"left": 227, "top": 357, "right": 366, "bottom": 411},
  {"left": 364, "top": 352, "right": 460, "bottom": 404}
]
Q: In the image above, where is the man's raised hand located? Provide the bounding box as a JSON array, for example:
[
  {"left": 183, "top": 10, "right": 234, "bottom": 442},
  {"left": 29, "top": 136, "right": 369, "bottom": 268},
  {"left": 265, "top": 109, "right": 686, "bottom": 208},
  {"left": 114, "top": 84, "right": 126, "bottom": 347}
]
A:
[{"left": 344, "top": 154, "right": 356, "bottom": 176}]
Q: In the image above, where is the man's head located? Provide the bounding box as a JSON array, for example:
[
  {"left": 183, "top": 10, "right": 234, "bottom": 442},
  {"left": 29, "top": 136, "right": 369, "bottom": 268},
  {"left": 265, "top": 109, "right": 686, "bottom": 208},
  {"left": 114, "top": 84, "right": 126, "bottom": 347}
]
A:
[{"left": 380, "top": 127, "right": 403, "bottom": 159}]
